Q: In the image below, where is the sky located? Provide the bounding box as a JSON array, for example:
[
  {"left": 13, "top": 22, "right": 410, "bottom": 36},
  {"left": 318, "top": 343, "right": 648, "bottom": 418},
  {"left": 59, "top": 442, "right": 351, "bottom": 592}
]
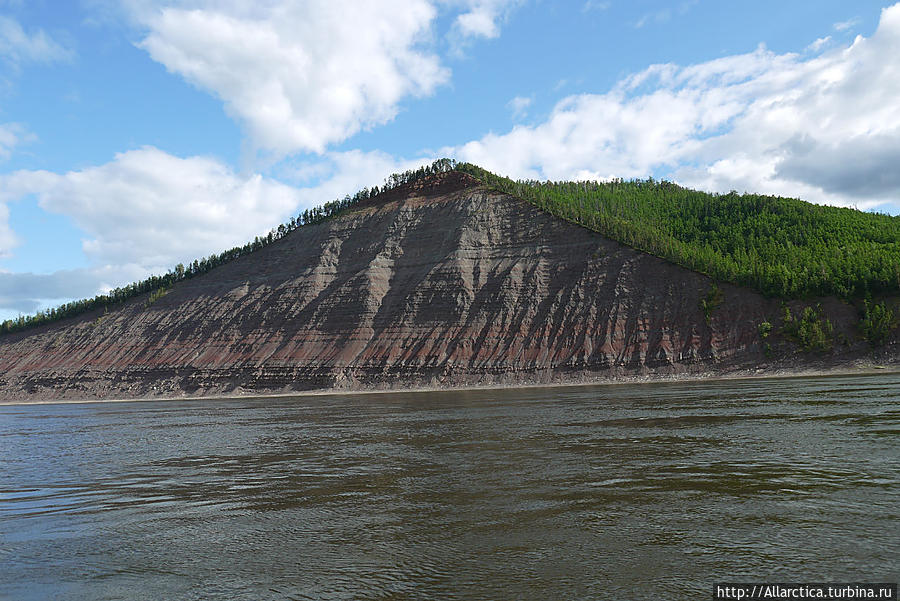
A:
[{"left": 1, "top": 0, "right": 899, "bottom": 320}]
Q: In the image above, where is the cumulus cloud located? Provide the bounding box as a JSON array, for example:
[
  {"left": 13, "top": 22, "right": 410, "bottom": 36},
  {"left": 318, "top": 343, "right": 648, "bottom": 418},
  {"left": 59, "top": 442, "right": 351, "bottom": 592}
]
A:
[
  {"left": 806, "top": 36, "right": 831, "bottom": 52},
  {"left": 506, "top": 95, "right": 531, "bottom": 119},
  {"left": 135, "top": 1, "right": 448, "bottom": 156},
  {"left": 775, "top": 134, "right": 900, "bottom": 200},
  {"left": 0, "top": 16, "right": 72, "bottom": 67},
  {"left": 0, "top": 261, "right": 167, "bottom": 318},
  {"left": 0, "top": 202, "right": 17, "bottom": 259},
  {"left": 0, "top": 147, "right": 302, "bottom": 272},
  {"left": 128, "top": 1, "right": 529, "bottom": 154},
  {"left": 0, "top": 146, "right": 437, "bottom": 312},
  {"left": 450, "top": 0, "right": 520, "bottom": 40},
  {"left": 833, "top": 17, "right": 861, "bottom": 32},
  {"left": 448, "top": 3, "right": 900, "bottom": 211},
  {"left": 0, "top": 124, "right": 32, "bottom": 259},
  {"left": 0, "top": 122, "right": 34, "bottom": 161},
  {"left": 0, "top": 268, "right": 115, "bottom": 315}
]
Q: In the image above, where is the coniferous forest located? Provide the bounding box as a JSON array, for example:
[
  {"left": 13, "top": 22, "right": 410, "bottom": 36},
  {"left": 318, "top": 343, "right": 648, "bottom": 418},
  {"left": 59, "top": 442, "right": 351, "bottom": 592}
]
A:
[
  {"left": 2, "top": 158, "right": 898, "bottom": 337},
  {"left": 454, "top": 163, "right": 900, "bottom": 300}
]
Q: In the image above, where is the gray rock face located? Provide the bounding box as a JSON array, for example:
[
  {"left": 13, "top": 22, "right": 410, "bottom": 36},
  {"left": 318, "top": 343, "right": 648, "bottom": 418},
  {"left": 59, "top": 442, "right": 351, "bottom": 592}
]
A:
[{"left": 0, "top": 174, "right": 865, "bottom": 400}]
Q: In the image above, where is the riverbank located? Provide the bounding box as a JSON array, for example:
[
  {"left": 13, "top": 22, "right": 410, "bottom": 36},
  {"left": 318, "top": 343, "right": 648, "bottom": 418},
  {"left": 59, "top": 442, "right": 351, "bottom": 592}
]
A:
[{"left": 2, "top": 359, "right": 897, "bottom": 406}]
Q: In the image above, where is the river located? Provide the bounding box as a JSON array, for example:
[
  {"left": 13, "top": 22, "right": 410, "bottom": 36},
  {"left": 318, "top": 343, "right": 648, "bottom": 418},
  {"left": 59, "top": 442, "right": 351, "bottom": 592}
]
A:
[{"left": 1, "top": 374, "right": 898, "bottom": 600}]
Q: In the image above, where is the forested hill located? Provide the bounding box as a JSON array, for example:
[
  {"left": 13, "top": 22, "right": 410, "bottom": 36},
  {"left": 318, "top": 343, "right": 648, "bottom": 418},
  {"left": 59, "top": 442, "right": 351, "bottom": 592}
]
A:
[
  {"left": 2, "top": 158, "right": 899, "bottom": 336},
  {"left": 455, "top": 163, "right": 900, "bottom": 299}
]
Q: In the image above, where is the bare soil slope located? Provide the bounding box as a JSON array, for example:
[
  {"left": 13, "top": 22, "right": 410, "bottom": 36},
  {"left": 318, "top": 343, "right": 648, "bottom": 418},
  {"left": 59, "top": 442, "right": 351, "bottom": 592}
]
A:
[{"left": 0, "top": 172, "right": 883, "bottom": 400}]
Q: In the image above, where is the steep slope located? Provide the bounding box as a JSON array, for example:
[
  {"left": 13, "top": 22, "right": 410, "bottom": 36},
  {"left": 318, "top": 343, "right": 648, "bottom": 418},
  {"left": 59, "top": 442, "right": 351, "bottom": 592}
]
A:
[{"left": 0, "top": 172, "right": 873, "bottom": 400}]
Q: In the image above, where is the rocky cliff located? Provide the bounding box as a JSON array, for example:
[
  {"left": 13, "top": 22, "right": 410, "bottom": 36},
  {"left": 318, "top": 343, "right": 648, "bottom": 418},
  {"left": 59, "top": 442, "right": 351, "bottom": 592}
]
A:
[{"left": 0, "top": 172, "right": 880, "bottom": 400}]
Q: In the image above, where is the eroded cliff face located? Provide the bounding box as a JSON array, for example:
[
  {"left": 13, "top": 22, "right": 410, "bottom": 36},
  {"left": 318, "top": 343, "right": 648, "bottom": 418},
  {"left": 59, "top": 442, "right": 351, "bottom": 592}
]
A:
[{"left": 0, "top": 173, "right": 864, "bottom": 400}]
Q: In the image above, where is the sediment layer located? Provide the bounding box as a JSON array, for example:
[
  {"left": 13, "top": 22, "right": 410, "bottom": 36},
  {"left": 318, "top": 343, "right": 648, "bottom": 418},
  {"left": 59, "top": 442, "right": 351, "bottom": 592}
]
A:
[{"left": 0, "top": 173, "right": 879, "bottom": 400}]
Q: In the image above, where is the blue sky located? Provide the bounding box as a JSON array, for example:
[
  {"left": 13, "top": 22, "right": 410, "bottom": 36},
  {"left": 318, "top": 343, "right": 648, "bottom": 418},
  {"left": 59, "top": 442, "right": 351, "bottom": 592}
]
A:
[{"left": 0, "top": 0, "right": 898, "bottom": 319}]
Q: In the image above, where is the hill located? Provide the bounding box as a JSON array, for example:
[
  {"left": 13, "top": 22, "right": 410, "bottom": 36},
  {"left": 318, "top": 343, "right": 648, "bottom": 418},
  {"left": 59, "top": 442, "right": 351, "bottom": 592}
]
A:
[
  {"left": 4, "top": 160, "right": 899, "bottom": 339},
  {"left": 0, "top": 164, "right": 897, "bottom": 400}
]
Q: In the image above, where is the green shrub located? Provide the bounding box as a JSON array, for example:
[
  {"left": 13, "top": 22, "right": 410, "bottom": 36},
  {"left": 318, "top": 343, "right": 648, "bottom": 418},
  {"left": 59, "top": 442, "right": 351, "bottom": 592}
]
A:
[
  {"left": 859, "top": 300, "right": 897, "bottom": 346},
  {"left": 700, "top": 283, "right": 723, "bottom": 324},
  {"left": 145, "top": 286, "right": 171, "bottom": 308},
  {"left": 782, "top": 304, "right": 833, "bottom": 352}
]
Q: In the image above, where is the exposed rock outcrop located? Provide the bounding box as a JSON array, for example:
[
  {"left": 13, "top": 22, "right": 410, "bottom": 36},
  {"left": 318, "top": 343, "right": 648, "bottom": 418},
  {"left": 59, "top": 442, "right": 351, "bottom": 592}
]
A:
[{"left": 0, "top": 172, "right": 885, "bottom": 400}]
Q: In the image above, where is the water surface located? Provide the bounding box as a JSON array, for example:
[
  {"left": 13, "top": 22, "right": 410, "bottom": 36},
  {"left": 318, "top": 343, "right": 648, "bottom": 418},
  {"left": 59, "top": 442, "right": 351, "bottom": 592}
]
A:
[{"left": 1, "top": 374, "right": 898, "bottom": 600}]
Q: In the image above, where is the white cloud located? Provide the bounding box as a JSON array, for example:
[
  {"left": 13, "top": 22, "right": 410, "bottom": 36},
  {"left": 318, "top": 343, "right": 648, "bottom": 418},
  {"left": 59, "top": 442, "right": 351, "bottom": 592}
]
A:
[
  {"left": 506, "top": 95, "right": 531, "bottom": 119},
  {"left": 0, "top": 122, "right": 34, "bottom": 161},
  {"left": 0, "top": 147, "right": 302, "bottom": 273},
  {"left": 0, "top": 122, "right": 31, "bottom": 257},
  {"left": 833, "top": 17, "right": 861, "bottom": 32},
  {"left": 582, "top": 1, "right": 611, "bottom": 12},
  {"left": 806, "top": 36, "right": 831, "bottom": 52},
  {"left": 114, "top": 0, "right": 530, "bottom": 156},
  {"left": 635, "top": 8, "right": 670, "bottom": 29},
  {"left": 0, "top": 202, "right": 17, "bottom": 259},
  {"left": 447, "top": 3, "right": 900, "bottom": 211},
  {"left": 135, "top": 1, "right": 448, "bottom": 156},
  {"left": 634, "top": 0, "right": 696, "bottom": 29},
  {"left": 0, "top": 267, "right": 132, "bottom": 315},
  {"left": 0, "top": 16, "right": 72, "bottom": 67},
  {"left": 0, "top": 146, "right": 439, "bottom": 312},
  {"left": 450, "top": 0, "right": 520, "bottom": 39}
]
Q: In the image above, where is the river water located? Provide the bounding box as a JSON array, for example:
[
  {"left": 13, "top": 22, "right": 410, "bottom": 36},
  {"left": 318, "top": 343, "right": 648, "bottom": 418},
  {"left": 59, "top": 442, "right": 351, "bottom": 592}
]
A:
[{"left": 1, "top": 374, "right": 898, "bottom": 600}]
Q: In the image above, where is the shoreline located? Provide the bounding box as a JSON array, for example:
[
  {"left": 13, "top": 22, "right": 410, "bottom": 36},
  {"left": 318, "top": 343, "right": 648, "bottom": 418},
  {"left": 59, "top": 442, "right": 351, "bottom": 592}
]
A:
[{"left": 1, "top": 363, "right": 897, "bottom": 407}]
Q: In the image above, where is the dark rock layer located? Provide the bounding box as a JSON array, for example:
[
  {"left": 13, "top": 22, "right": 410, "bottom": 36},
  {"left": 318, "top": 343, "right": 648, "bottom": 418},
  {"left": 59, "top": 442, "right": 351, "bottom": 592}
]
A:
[{"left": 0, "top": 173, "right": 877, "bottom": 400}]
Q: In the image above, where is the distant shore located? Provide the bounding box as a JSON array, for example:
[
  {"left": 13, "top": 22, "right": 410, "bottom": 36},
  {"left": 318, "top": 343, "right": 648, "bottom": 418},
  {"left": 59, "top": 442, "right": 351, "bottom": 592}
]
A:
[{"left": 2, "top": 362, "right": 897, "bottom": 407}]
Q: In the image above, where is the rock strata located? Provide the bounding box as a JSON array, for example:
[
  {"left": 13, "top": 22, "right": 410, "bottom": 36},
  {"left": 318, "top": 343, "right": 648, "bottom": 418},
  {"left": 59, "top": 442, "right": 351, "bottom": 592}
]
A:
[{"left": 0, "top": 173, "right": 881, "bottom": 400}]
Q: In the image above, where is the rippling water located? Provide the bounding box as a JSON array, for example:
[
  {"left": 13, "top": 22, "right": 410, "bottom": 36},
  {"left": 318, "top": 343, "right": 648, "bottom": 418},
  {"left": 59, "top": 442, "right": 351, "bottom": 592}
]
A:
[{"left": 1, "top": 374, "right": 898, "bottom": 600}]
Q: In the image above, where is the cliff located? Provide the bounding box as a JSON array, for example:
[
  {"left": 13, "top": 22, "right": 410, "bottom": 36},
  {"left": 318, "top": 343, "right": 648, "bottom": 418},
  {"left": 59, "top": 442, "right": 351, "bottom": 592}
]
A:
[{"left": 0, "top": 172, "right": 888, "bottom": 400}]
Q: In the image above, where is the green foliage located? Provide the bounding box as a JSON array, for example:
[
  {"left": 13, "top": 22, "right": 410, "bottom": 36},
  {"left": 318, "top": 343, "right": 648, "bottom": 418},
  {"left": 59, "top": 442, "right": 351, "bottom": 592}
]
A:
[
  {"left": 858, "top": 300, "right": 897, "bottom": 346},
  {"left": 145, "top": 286, "right": 171, "bottom": 308},
  {"left": 455, "top": 163, "right": 900, "bottom": 300},
  {"left": 699, "top": 283, "right": 723, "bottom": 324},
  {"left": 758, "top": 319, "right": 774, "bottom": 357},
  {"left": 782, "top": 304, "right": 834, "bottom": 352}
]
